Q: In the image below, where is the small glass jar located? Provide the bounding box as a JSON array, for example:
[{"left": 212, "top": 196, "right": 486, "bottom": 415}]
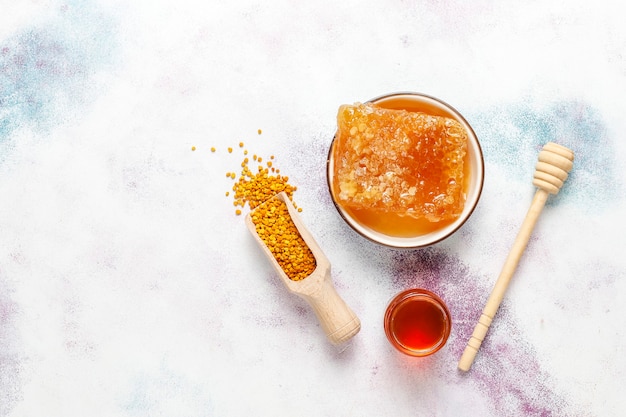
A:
[{"left": 384, "top": 288, "right": 451, "bottom": 357}]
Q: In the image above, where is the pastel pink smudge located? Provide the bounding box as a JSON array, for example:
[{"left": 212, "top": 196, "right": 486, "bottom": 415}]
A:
[
  {"left": 0, "top": 270, "right": 22, "bottom": 415},
  {"left": 391, "top": 248, "right": 589, "bottom": 416}
]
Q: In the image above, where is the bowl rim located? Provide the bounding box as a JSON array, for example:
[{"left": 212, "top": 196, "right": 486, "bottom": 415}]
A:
[{"left": 326, "top": 91, "right": 485, "bottom": 249}]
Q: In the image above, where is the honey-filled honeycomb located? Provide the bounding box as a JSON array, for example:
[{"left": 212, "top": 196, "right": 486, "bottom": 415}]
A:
[{"left": 331, "top": 103, "right": 468, "bottom": 224}]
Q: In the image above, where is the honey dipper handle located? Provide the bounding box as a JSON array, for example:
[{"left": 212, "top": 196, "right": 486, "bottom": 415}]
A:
[
  {"left": 458, "top": 142, "right": 574, "bottom": 372},
  {"left": 458, "top": 189, "right": 549, "bottom": 371},
  {"left": 302, "top": 268, "right": 361, "bottom": 345}
]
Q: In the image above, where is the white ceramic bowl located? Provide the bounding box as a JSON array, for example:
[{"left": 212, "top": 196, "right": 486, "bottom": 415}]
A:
[{"left": 326, "top": 92, "right": 484, "bottom": 249}]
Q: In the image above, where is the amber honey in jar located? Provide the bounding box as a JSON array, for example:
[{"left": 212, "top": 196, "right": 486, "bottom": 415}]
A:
[{"left": 384, "top": 288, "right": 451, "bottom": 357}]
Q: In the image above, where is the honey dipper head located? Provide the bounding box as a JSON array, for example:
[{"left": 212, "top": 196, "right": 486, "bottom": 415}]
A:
[{"left": 533, "top": 142, "right": 575, "bottom": 194}]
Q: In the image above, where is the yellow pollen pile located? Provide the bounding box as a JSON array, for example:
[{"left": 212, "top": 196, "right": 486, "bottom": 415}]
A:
[
  {"left": 250, "top": 197, "right": 316, "bottom": 281},
  {"left": 228, "top": 156, "right": 298, "bottom": 212},
  {"left": 218, "top": 139, "right": 311, "bottom": 280}
]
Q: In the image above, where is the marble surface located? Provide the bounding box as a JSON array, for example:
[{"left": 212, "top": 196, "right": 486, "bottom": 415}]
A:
[{"left": 1, "top": 1, "right": 625, "bottom": 416}]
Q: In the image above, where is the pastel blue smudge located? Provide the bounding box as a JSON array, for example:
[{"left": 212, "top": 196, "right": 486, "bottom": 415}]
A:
[
  {"left": 0, "top": 2, "right": 117, "bottom": 413},
  {"left": 468, "top": 100, "right": 620, "bottom": 210},
  {"left": 121, "top": 363, "right": 214, "bottom": 416},
  {"left": 0, "top": 1, "right": 117, "bottom": 156}
]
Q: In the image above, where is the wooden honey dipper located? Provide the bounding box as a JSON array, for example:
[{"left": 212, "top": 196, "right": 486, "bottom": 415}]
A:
[
  {"left": 246, "top": 192, "right": 361, "bottom": 345},
  {"left": 458, "top": 142, "right": 574, "bottom": 372}
]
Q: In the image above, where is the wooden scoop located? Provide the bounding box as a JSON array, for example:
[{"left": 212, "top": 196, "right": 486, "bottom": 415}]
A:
[
  {"left": 245, "top": 192, "right": 361, "bottom": 345},
  {"left": 458, "top": 142, "right": 574, "bottom": 372}
]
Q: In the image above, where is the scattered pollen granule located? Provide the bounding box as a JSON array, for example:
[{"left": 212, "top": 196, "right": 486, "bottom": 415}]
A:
[
  {"left": 191, "top": 146, "right": 196, "bottom": 151},
  {"left": 211, "top": 147, "right": 216, "bottom": 152},
  {"left": 228, "top": 147, "right": 233, "bottom": 153},
  {"left": 258, "top": 129, "right": 262, "bottom": 135}
]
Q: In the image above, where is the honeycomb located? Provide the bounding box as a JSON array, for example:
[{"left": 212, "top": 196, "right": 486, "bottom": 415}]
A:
[{"left": 331, "top": 103, "right": 467, "bottom": 223}]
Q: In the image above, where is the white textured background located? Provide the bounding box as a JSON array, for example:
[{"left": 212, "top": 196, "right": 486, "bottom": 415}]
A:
[{"left": 1, "top": 1, "right": 625, "bottom": 416}]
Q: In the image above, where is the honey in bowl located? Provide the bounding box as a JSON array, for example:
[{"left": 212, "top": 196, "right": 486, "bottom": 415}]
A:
[
  {"left": 384, "top": 289, "right": 451, "bottom": 357},
  {"left": 327, "top": 92, "right": 484, "bottom": 248}
]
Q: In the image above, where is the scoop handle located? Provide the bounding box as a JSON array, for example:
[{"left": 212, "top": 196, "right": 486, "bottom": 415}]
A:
[{"left": 300, "top": 266, "right": 361, "bottom": 345}]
